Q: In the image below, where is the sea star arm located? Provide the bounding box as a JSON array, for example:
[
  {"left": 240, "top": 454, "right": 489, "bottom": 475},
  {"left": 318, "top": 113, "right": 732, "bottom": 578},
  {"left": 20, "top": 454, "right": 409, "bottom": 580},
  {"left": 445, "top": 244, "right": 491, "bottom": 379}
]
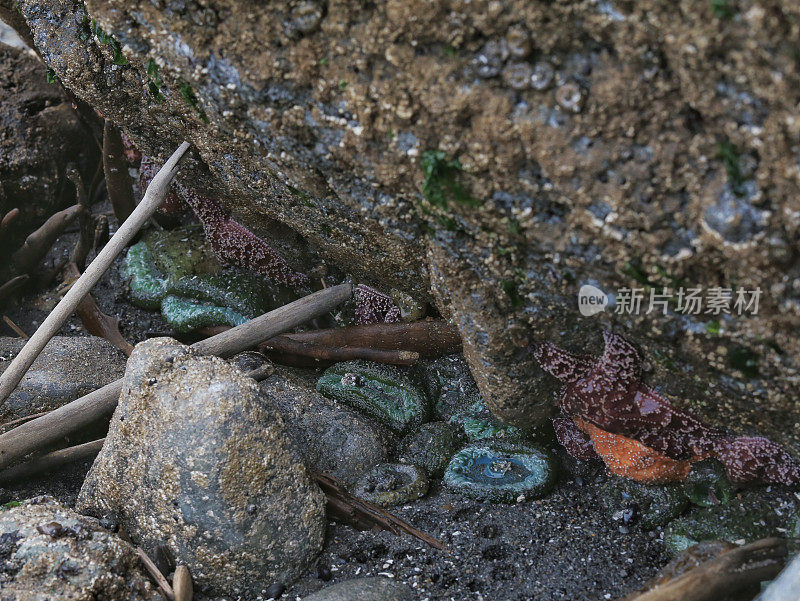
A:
[
  {"left": 593, "top": 330, "right": 641, "bottom": 390},
  {"left": 532, "top": 342, "right": 595, "bottom": 384},
  {"left": 177, "top": 184, "right": 308, "bottom": 287},
  {"left": 553, "top": 416, "right": 598, "bottom": 460}
]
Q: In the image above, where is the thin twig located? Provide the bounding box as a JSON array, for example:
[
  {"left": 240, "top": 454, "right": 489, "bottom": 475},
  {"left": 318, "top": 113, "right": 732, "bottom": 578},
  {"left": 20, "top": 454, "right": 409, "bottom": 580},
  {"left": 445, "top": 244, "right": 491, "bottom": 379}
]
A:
[
  {"left": 0, "top": 411, "right": 49, "bottom": 432},
  {"left": 0, "top": 283, "right": 351, "bottom": 470},
  {"left": 65, "top": 262, "right": 134, "bottom": 356},
  {"left": 0, "top": 208, "right": 19, "bottom": 235},
  {"left": 2, "top": 316, "right": 27, "bottom": 339},
  {"left": 0, "top": 275, "right": 28, "bottom": 303},
  {"left": 136, "top": 547, "right": 175, "bottom": 601},
  {"left": 0, "top": 141, "right": 190, "bottom": 406},
  {"left": 273, "top": 320, "right": 461, "bottom": 356},
  {"left": 311, "top": 469, "right": 444, "bottom": 550},
  {"left": 103, "top": 121, "right": 136, "bottom": 224},
  {"left": 66, "top": 165, "right": 93, "bottom": 271},
  {"left": 11, "top": 204, "right": 84, "bottom": 275},
  {"left": 621, "top": 537, "right": 786, "bottom": 601}
]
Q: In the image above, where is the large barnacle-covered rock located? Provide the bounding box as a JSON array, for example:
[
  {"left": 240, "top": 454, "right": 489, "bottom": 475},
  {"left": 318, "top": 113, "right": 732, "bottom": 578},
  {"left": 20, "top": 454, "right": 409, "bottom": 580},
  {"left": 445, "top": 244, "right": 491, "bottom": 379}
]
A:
[{"left": 77, "top": 338, "right": 325, "bottom": 597}]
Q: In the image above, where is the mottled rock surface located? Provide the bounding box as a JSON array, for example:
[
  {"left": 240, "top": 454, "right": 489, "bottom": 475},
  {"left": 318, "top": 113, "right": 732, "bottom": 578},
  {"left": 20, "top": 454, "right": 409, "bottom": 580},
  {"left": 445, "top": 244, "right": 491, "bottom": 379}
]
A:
[
  {"left": 8, "top": 0, "right": 800, "bottom": 438},
  {"left": 260, "top": 368, "right": 395, "bottom": 487},
  {"left": 0, "top": 40, "right": 98, "bottom": 261},
  {"left": 0, "top": 498, "right": 160, "bottom": 601},
  {"left": 303, "top": 577, "right": 414, "bottom": 601},
  {"left": 76, "top": 338, "right": 326, "bottom": 598},
  {"left": 0, "top": 336, "right": 126, "bottom": 423}
]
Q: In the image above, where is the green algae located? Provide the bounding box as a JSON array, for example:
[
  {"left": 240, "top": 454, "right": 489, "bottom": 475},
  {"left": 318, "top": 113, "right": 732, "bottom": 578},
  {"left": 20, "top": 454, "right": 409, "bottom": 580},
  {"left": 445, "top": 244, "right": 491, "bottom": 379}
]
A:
[
  {"left": 683, "top": 459, "right": 734, "bottom": 508},
  {"left": 420, "top": 149, "right": 480, "bottom": 209},
  {"left": 353, "top": 463, "right": 429, "bottom": 507},
  {"left": 444, "top": 441, "right": 558, "bottom": 503},
  {"left": 600, "top": 477, "right": 689, "bottom": 531},
  {"left": 316, "top": 360, "right": 430, "bottom": 435},
  {"left": 122, "top": 227, "right": 296, "bottom": 332}
]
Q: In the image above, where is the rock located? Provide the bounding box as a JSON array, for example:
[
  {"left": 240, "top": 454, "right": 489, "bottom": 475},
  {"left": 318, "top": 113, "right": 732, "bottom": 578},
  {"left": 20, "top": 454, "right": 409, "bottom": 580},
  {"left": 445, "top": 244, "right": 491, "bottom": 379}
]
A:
[
  {"left": 122, "top": 226, "right": 298, "bottom": 332},
  {"left": 444, "top": 441, "right": 558, "bottom": 503},
  {"left": 316, "top": 361, "right": 430, "bottom": 436},
  {"left": 303, "top": 577, "right": 414, "bottom": 601},
  {"left": 663, "top": 493, "right": 796, "bottom": 557},
  {"left": 400, "top": 421, "right": 464, "bottom": 478},
  {"left": 599, "top": 477, "right": 689, "bottom": 531},
  {"left": 0, "top": 41, "right": 98, "bottom": 264},
  {"left": 413, "top": 354, "right": 482, "bottom": 421},
  {"left": 0, "top": 336, "right": 126, "bottom": 422},
  {"left": 0, "top": 497, "right": 160, "bottom": 601},
  {"left": 76, "top": 338, "right": 325, "bottom": 598},
  {"left": 260, "top": 368, "right": 395, "bottom": 487},
  {"left": 352, "top": 463, "right": 429, "bottom": 507},
  {"left": 12, "top": 0, "right": 800, "bottom": 450}
]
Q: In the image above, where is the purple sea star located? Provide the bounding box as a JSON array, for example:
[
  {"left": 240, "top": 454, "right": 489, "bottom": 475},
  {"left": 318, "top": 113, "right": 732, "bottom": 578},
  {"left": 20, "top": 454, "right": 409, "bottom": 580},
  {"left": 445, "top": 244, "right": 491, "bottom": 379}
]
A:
[
  {"left": 354, "top": 284, "right": 401, "bottom": 324},
  {"left": 138, "top": 155, "right": 308, "bottom": 287},
  {"left": 534, "top": 331, "right": 800, "bottom": 486}
]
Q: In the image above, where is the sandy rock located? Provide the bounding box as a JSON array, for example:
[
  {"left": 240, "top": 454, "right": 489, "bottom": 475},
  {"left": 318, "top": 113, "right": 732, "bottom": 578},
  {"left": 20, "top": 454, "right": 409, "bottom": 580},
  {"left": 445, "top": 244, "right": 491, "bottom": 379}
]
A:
[
  {"left": 12, "top": 0, "right": 800, "bottom": 437},
  {"left": 0, "top": 336, "right": 126, "bottom": 423},
  {"left": 76, "top": 338, "right": 326, "bottom": 598},
  {"left": 303, "top": 577, "right": 414, "bottom": 601},
  {"left": 260, "top": 368, "right": 395, "bottom": 487},
  {"left": 0, "top": 497, "right": 160, "bottom": 601}
]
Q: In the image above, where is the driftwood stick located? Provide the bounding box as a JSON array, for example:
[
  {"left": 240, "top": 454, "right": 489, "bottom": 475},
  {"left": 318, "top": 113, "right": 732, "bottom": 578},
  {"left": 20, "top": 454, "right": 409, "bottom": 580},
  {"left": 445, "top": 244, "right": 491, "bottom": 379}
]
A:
[
  {"left": 172, "top": 565, "right": 193, "bottom": 601},
  {"left": 273, "top": 320, "right": 461, "bottom": 357},
  {"left": 0, "top": 438, "right": 103, "bottom": 482},
  {"left": 0, "top": 142, "right": 190, "bottom": 406},
  {"left": 136, "top": 547, "right": 175, "bottom": 601},
  {"left": 65, "top": 165, "right": 93, "bottom": 270},
  {"left": 103, "top": 121, "right": 137, "bottom": 224},
  {"left": 311, "top": 469, "right": 444, "bottom": 550},
  {"left": 0, "top": 283, "right": 351, "bottom": 470},
  {"left": 623, "top": 538, "right": 787, "bottom": 601},
  {"left": 261, "top": 335, "right": 420, "bottom": 366},
  {"left": 11, "top": 204, "right": 84, "bottom": 275},
  {"left": 759, "top": 546, "right": 800, "bottom": 600}
]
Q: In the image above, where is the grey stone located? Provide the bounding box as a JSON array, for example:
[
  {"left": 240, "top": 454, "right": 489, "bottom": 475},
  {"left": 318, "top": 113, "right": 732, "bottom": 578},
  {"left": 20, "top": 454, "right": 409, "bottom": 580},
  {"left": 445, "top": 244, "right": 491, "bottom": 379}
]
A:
[
  {"left": 0, "top": 336, "right": 126, "bottom": 423},
  {"left": 304, "top": 577, "right": 415, "bottom": 601},
  {"left": 0, "top": 497, "right": 160, "bottom": 601},
  {"left": 260, "top": 368, "right": 395, "bottom": 487},
  {"left": 76, "top": 338, "right": 325, "bottom": 598}
]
